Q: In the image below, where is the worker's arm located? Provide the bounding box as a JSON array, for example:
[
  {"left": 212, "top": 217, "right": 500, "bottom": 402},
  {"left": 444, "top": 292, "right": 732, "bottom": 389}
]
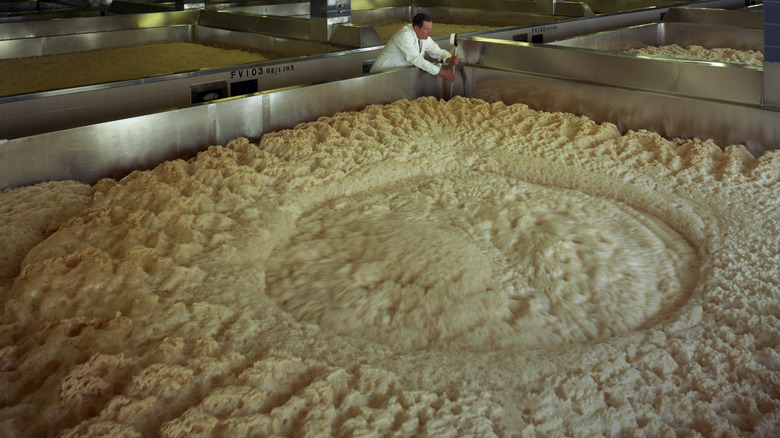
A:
[
  {"left": 424, "top": 39, "right": 453, "bottom": 64},
  {"left": 425, "top": 39, "right": 457, "bottom": 82},
  {"left": 397, "top": 30, "right": 442, "bottom": 75}
]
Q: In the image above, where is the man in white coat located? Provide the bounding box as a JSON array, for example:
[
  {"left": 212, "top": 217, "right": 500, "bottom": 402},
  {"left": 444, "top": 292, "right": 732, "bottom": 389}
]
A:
[{"left": 370, "top": 13, "right": 460, "bottom": 82}]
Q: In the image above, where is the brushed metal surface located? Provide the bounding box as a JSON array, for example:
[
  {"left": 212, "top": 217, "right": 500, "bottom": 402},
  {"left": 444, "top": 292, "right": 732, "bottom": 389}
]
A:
[
  {"left": 461, "top": 37, "right": 763, "bottom": 106},
  {"left": 330, "top": 24, "right": 383, "bottom": 47},
  {"left": 464, "top": 66, "right": 778, "bottom": 156},
  {"left": 0, "top": 10, "right": 197, "bottom": 41},
  {"left": 351, "top": 7, "right": 411, "bottom": 26},
  {"left": 0, "top": 106, "right": 213, "bottom": 189},
  {"left": 583, "top": 0, "right": 688, "bottom": 15},
  {"left": 663, "top": 6, "right": 764, "bottom": 28},
  {"left": 550, "top": 21, "right": 764, "bottom": 51},
  {"left": 198, "top": 9, "right": 312, "bottom": 40},
  {"left": 473, "top": 0, "right": 747, "bottom": 42},
  {"left": 418, "top": 0, "right": 589, "bottom": 16},
  {"left": 199, "top": 14, "right": 315, "bottom": 45},
  {"left": 0, "top": 45, "right": 383, "bottom": 139},
  {"left": 418, "top": 6, "right": 566, "bottom": 25},
  {"left": 352, "top": 0, "right": 411, "bottom": 9},
  {"left": 2, "top": 0, "right": 772, "bottom": 191},
  {"left": 0, "top": 11, "right": 342, "bottom": 61},
  {"left": 765, "top": 62, "right": 780, "bottom": 110},
  {"left": 0, "top": 26, "right": 193, "bottom": 59},
  {"left": 221, "top": 2, "right": 310, "bottom": 16},
  {"left": 0, "top": 10, "right": 378, "bottom": 139},
  {"left": 0, "top": 68, "right": 439, "bottom": 189},
  {"left": 3, "top": 63, "right": 777, "bottom": 192}
]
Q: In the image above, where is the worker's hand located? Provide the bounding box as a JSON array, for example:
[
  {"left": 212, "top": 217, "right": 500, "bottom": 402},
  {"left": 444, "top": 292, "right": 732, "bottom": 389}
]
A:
[
  {"left": 448, "top": 55, "right": 459, "bottom": 66},
  {"left": 438, "top": 68, "right": 456, "bottom": 83}
]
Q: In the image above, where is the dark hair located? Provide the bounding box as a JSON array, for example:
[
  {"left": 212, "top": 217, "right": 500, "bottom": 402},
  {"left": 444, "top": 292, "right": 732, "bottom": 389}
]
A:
[{"left": 412, "top": 13, "right": 432, "bottom": 29}]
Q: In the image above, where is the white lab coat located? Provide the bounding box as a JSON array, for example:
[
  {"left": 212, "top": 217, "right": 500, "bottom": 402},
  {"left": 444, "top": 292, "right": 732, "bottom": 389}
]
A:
[{"left": 370, "top": 25, "right": 452, "bottom": 76}]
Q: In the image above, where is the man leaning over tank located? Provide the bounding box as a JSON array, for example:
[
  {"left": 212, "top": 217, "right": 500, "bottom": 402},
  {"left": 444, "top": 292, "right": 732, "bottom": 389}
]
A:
[{"left": 370, "top": 13, "right": 460, "bottom": 82}]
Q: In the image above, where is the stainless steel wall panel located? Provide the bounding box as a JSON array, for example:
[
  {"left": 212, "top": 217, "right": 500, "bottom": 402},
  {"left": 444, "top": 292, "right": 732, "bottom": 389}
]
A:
[
  {"left": 765, "top": 61, "right": 780, "bottom": 109},
  {"left": 550, "top": 22, "right": 764, "bottom": 51},
  {"left": 0, "top": 10, "right": 341, "bottom": 62},
  {"left": 417, "top": 0, "right": 594, "bottom": 17},
  {"left": 461, "top": 37, "right": 763, "bottom": 106},
  {"left": 546, "top": 23, "right": 661, "bottom": 50},
  {"left": 582, "top": 0, "right": 687, "bottom": 14},
  {"left": 197, "top": 10, "right": 312, "bottom": 40},
  {"left": 656, "top": 22, "right": 763, "bottom": 49},
  {"left": 0, "top": 10, "right": 198, "bottom": 41},
  {"left": 351, "top": 4, "right": 565, "bottom": 29},
  {"left": 473, "top": 0, "right": 747, "bottom": 43},
  {"left": 330, "top": 24, "right": 384, "bottom": 47},
  {"left": 0, "top": 105, "right": 214, "bottom": 189},
  {"left": 0, "top": 12, "right": 376, "bottom": 139},
  {"left": 192, "top": 25, "right": 334, "bottom": 56},
  {"left": 351, "top": 0, "right": 409, "bottom": 9},
  {"left": 464, "top": 66, "right": 778, "bottom": 156},
  {"left": 212, "top": 93, "right": 266, "bottom": 145},
  {"left": 0, "top": 9, "right": 103, "bottom": 24},
  {"left": 351, "top": 7, "right": 411, "bottom": 25},
  {"left": 2, "top": 65, "right": 777, "bottom": 191},
  {"left": 0, "top": 68, "right": 439, "bottom": 189},
  {"left": 419, "top": 0, "right": 537, "bottom": 14},
  {"left": 221, "top": 2, "right": 310, "bottom": 16},
  {"left": 554, "top": 2, "right": 596, "bottom": 17},
  {"left": 264, "top": 68, "right": 439, "bottom": 135},
  {"left": 418, "top": 6, "right": 565, "bottom": 25},
  {"left": 663, "top": 6, "right": 764, "bottom": 28},
  {"left": 0, "top": 0, "right": 76, "bottom": 13},
  {"left": 0, "top": 26, "right": 193, "bottom": 59},
  {"left": 0, "top": 46, "right": 383, "bottom": 139}
]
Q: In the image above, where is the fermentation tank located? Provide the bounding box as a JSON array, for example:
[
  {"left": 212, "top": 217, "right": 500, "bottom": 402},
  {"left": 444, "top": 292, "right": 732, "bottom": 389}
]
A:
[
  {"left": 456, "top": 6, "right": 766, "bottom": 107},
  {"left": 0, "top": 9, "right": 382, "bottom": 139},
  {"left": 1, "top": 0, "right": 775, "bottom": 190},
  {"left": 2, "top": 40, "right": 778, "bottom": 190},
  {"left": 0, "top": 0, "right": 588, "bottom": 140}
]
